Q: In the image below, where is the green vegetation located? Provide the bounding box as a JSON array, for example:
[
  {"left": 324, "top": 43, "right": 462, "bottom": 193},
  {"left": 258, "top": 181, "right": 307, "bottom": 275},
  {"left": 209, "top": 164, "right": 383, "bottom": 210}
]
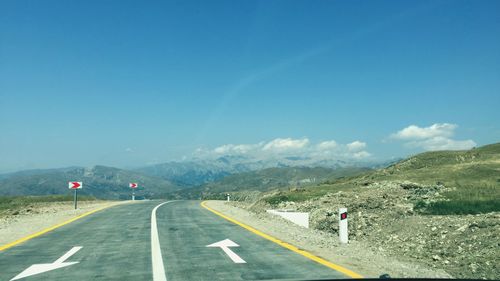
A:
[
  {"left": 0, "top": 195, "right": 97, "bottom": 214},
  {"left": 415, "top": 185, "right": 500, "bottom": 215},
  {"left": 416, "top": 199, "right": 500, "bottom": 215}
]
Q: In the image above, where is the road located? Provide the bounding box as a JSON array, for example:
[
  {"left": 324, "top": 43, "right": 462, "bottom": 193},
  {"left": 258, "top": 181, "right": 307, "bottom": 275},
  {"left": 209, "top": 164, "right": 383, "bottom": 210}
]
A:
[{"left": 0, "top": 200, "right": 351, "bottom": 280}]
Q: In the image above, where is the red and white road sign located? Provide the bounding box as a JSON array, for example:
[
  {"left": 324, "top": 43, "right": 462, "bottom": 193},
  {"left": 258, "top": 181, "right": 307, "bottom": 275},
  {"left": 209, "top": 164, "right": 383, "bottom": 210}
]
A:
[
  {"left": 68, "top": 182, "right": 82, "bottom": 189},
  {"left": 129, "top": 183, "right": 138, "bottom": 188}
]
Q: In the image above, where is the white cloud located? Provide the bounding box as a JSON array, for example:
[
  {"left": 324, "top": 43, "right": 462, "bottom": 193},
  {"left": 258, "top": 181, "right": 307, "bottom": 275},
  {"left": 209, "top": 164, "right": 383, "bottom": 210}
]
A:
[
  {"left": 407, "top": 137, "right": 477, "bottom": 151},
  {"left": 125, "top": 148, "right": 134, "bottom": 153},
  {"left": 262, "top": 138, "right": 309, "bottom": 151},
  {"left": 353, "top": 151, "right": 372, "bottom": 159},
  {"left": 390, "top": 123, "right": 476, "bottom": 151},
  {"left": 391, "top": 123, "right": 456, "bottom": 140},
  {"left": 317, "top": 140, "right": 338, "bottom": 150},
  {"left": 192, "top": 137, "right": 372, "bottom": 162},
  {"left": 346, "top": 141, "right": 366, "bottom": 152},
  {"left": 214, "top": 144, "right": 257, "bottom": 154}
]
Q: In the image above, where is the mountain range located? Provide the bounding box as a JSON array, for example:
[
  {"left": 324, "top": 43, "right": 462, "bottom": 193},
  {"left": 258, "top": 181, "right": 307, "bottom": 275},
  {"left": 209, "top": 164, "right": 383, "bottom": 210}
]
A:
[
  {"left": 171, "top": 166, "right": 371, "bottom": 199},
  {"left": 0, "top": 154, "right": 377, "bottom": 199},
  {"left": 4, "top": 142, "right": 494, "bottom": 201},
  {"left": 134, "top": 154, "right": 380, "bottom": 187},
  {"left": 0, "top": 166, "right": 178, "bottom": 199}
]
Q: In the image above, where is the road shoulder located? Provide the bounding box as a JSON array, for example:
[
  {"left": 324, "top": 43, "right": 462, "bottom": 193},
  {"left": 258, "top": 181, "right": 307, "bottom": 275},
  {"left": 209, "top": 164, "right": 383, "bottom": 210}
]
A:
[
  {"left": 205, "top": 200, "right": 452, "bottom": 278},
  {"left": 0, "top": 200, "right": 129, "bottom": 247}
]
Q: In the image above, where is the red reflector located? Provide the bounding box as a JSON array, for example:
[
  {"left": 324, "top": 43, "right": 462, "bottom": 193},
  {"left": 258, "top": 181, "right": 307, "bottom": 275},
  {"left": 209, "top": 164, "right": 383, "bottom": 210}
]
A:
[{"left": 340, "top": 212, "right": 347, "bottom": 220}]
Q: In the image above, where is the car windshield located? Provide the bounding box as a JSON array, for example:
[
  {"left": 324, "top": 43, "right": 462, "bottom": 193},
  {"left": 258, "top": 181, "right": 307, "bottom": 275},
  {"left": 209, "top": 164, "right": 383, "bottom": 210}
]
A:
[{"left": 0, "top": 1, "right": 499, "bottom": 280}]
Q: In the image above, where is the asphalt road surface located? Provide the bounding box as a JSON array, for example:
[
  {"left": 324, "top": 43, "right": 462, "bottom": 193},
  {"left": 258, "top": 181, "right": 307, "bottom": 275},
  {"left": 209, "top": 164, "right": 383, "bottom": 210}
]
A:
[{"left": 0, "top": 200, "right": 351, "bottom": 280}]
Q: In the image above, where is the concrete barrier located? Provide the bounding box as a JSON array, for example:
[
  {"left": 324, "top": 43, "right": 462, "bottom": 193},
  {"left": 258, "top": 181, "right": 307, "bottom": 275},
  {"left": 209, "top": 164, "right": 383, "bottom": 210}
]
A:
[{"left": 266, "top": 210, "right": 309, "bottom": 228}]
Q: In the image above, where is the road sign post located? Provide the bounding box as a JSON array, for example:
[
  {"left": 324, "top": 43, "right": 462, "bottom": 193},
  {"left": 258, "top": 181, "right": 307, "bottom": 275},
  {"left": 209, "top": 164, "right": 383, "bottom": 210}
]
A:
[
  {"left": 68, "top": 182, "right": 82, "bottom": 209},
  {"left": 339, "top": 207, "right": 348, "bottom": 244},
  {"left": 129, "top": 183, "right": 138, "bottom": 201},
  {"left": 74, "top": 189, "right": 77, "bottom": 209}
]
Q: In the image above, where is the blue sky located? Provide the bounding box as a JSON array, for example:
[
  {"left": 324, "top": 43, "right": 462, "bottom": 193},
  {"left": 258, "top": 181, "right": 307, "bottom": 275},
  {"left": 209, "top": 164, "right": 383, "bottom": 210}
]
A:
[{"left": 1, "top": 0, "right": 499, "bottom": 172}]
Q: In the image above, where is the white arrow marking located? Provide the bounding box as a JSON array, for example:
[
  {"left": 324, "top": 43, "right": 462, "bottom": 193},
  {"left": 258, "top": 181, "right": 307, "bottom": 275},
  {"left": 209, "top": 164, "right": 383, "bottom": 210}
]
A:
[
  {"left": 206, "top": 239, "right": 246, "bottom": 264},
  {"left": 10, "top": 246, "right": 82, "bottom": 280}
]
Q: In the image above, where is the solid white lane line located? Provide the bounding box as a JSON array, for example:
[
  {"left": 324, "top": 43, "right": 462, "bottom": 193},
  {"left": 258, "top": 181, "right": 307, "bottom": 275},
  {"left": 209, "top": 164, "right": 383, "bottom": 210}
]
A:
[{"left": 151, "top": 201, "right": 173, "bottom": 281}]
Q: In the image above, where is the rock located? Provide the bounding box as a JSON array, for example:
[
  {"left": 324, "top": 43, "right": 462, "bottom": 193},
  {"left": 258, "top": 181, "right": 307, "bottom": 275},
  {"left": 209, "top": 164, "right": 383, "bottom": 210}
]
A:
[
  {"left": 469, "top": 222, "right": 480, "bottom": 229},
  {"left": 432, "top": 255, "right": 441, "bottom": 261},
  {"left": 456, "top": 224, "right": 468, "bottom": 232},
  {"left": 400, "top": 181, "right": 422, "bottom": 189}
]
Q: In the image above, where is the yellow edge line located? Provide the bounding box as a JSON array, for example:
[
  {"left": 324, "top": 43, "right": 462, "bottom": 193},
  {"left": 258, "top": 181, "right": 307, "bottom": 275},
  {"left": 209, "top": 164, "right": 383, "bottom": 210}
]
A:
[
  {"left": 200, "top": 201, "right": 363, "bottom": 278},
  {"left": 0, "top": 203, "right": 116, "bottom": 252}
]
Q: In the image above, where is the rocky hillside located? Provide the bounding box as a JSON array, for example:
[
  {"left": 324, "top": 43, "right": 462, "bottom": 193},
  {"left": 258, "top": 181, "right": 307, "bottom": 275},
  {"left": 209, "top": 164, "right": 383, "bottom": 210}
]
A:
[
  {"left": 0, "top": 165, "right": 179, "bottom": 199},
  {"left": 367, "top": 142, "right": 500, "bottom": 187},
  {"left": 249, "top": 181, "right": 499, "bottom": 279},
  {"left": 240, "top": 143, "right": 500, "bottom": 279}
]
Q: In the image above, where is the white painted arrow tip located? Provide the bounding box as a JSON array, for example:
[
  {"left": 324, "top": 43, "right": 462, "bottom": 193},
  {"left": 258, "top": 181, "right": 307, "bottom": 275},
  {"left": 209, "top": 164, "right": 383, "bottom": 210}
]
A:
[{"left": 206, "top": 238, "right": 239, "bottom": 248}]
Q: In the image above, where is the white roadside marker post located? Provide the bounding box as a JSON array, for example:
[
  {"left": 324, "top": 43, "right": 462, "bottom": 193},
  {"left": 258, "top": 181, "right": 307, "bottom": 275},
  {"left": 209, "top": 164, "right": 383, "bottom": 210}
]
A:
[
  {"left": 226, "top": 193, "right": 230, "bottom": 202},
  {"left": 339, "top": 208, "right": 348, "bottom": 244}
]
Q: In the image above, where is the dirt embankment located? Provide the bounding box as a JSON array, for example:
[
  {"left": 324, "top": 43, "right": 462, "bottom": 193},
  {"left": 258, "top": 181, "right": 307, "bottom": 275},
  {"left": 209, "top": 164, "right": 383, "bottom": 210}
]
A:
[
  {"left": 212, "top": 181, "right": 499, "bottom": 279},
  {"left": 0, "top": 200, "right": 126, "bottom": 246},
  {"left": 282, "top": 181, "right": 499, "bottom": 280},
  {"left": 205, "top": 200, "right": 452, "bottom": 279}
]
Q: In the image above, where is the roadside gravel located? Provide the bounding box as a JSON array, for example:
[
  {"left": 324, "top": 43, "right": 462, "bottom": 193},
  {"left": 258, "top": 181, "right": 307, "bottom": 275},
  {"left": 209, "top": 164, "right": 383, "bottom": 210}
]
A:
[
  {"left": 205, "top": 200, "right": 452, "bottom": 279},
  {"left": 0, "top": 200, "right": 127, "bottom": 246}
]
